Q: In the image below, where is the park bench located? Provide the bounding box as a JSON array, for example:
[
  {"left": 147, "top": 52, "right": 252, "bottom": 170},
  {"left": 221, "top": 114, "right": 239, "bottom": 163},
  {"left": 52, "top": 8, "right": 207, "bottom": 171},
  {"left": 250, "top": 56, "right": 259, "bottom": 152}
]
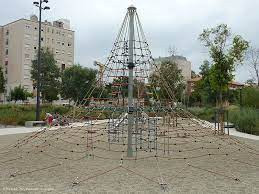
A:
[{"left": 25, "top": 121, "right": 46, "bottom": 128}]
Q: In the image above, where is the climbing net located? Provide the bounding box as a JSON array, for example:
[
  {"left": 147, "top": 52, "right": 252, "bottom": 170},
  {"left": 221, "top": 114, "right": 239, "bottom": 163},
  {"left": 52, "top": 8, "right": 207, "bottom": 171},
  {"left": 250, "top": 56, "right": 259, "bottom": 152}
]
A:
[{"left": 0, "top": 5, "right": 258, "bottom": 192}]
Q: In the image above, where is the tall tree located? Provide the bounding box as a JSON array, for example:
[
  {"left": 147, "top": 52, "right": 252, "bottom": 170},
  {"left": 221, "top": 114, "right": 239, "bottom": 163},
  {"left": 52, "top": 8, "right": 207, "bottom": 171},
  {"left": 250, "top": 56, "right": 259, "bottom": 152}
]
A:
[
  {"left": 61, "top": 64, "right": 97, "bottom": 104},
  {"left": 199, "top": 24, "right": 249, "bottom": 133},
  {"left": 0, "top": 66, "right": 5, "bottom": 95},
  {"left": 191, "top": 70, "right": 197, "bottom": 78},
  {"left": 150, "top": 60, "right": 185, "bottom": 101},
  {"left": 31, "top": 48, "right": 61, "bottom": 103},
  {"left": 190, "top": 60, "right": 216, "bottom": 106},
  {"left": 199, "top": 24, "right": 249, "bottom": 101},
  {"left": 247, "top": 47, "right": 259, "bottom": 86}
]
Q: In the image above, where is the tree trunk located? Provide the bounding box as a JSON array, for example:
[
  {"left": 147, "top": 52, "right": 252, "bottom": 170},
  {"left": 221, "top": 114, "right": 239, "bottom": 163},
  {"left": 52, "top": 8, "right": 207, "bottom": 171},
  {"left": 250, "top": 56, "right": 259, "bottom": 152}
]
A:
[{"left": 219, "top": 90, "right": 224, "bottom": 135}]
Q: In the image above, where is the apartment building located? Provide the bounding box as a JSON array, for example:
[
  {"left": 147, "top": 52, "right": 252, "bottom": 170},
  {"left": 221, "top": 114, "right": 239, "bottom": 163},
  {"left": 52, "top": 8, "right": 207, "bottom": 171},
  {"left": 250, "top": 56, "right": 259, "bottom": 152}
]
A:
[
  {"left": 154, "top": 55, "right": 192, "bottom": 82},
  {"left": 0, "top": 15, "right": 74, "bottom": 98}
]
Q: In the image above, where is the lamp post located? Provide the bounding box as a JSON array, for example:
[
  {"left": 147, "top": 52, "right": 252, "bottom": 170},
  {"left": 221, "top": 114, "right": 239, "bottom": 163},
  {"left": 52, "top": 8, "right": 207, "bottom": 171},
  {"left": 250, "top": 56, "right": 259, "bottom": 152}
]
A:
[{"left": 33, "top": 0, "right": 50, "bottom": 121}]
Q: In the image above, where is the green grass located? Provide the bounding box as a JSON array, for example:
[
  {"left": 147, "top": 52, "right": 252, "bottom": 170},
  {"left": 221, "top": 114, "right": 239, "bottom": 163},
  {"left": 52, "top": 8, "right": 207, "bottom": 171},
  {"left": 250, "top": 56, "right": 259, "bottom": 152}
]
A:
[
  {"left": 229, "top": 107, "right": 259, "bottom": 135},
  {"left": 0, "top": 104, "right": 71, "bottom": 126},
  {"left": 188, "top": 105, "right": 259, "bottom": 135},
  {"left": 187, "top": 106, "right": 215, "bottom": 122}
]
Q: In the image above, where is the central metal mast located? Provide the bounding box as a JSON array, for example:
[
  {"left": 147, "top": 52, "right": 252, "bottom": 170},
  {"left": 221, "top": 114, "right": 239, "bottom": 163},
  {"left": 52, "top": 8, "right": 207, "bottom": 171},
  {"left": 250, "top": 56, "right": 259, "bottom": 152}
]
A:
[{"left": 127, "top": 5, "right": 136, "bottom": 157}]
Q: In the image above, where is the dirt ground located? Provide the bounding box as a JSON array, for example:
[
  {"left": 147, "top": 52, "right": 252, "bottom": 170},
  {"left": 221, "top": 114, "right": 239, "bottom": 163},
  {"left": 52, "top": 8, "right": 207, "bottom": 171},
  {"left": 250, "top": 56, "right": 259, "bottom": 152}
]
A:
[{"left": 0, "top": 119, "right": 258, "bottom": 194}]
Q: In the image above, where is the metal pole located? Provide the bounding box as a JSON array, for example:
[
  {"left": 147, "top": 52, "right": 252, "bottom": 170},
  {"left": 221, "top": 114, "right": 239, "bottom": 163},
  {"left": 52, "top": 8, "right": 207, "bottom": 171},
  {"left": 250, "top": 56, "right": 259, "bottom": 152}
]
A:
[
  {"left": 127, "top": 5, "right": 136, "bottom": 157},
  {"left": 239, "top": 88, "right": 242, "bottom": 109},
  {"left": 36, "top": 0, "right": 42, "bottom": 121}
]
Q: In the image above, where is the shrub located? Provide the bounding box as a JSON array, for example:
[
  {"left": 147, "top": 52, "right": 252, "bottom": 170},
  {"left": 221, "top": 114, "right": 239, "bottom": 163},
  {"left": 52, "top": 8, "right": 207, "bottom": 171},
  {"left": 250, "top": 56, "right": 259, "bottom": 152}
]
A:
[
  {"left": 188, "top": 107, "right": 215, "bottom": 122},
  {"left": 0, "top": 104, "right": 71, "bottom": 126},
  {"left": 229, "top": 107, "right": 259, "bottom": 135},
  {"left": 241, "top": 87, "right": 259, "bottom": 109}
]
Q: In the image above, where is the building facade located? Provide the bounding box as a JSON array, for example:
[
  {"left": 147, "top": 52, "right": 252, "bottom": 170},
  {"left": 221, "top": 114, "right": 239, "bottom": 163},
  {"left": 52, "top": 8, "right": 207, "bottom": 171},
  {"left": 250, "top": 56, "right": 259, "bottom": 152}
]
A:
[
  {"left": 154, "top": 55, "right": 192, "bottom": 82},
  {"left": 0, "top": 15, "right": 74, "bottom": 99}
]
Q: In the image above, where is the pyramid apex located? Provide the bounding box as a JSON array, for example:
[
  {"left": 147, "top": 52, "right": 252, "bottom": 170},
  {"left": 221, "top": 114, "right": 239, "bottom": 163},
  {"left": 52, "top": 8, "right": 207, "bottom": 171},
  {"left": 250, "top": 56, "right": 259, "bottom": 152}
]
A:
[{"left": 128, "top": 4, "right": 136, "bottom": 10}]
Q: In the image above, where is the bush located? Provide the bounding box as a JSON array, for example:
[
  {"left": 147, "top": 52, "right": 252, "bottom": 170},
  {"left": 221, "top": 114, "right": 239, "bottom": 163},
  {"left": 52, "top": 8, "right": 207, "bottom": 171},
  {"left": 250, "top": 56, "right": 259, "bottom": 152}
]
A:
[
  {"left": 242, "top": 87, "right": 259, "bottom": 109},
  {"left": 229, "top": 107, "right": 259, "bottom": 135},
  {"left": 0, "top": 104, "right": 71, "bottom": 126},
  {"left": 188, "top": 106, "right": 215, "bottom": 122}
]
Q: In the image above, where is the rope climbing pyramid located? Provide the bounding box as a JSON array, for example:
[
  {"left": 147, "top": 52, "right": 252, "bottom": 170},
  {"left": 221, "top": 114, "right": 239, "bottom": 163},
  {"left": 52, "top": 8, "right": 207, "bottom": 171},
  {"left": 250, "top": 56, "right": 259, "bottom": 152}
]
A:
[{"left": 0, "top": 5, "right": 258, "bottom": 193}]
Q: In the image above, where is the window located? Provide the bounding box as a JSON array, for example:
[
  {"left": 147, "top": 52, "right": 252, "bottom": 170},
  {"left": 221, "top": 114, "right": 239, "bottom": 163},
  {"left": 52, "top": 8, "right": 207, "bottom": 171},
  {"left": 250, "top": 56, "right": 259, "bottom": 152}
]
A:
[
  {"left": 62, "top": 42, "right": 64, "bottom": 46},
  {"left": 61, "top": 64, "right": 65, "bottom": 71},
  {"left": 34, "top": 27, "right": 37, "bottom": 30},
  {"left": 5, "top": 68, "right": 8, "bottom": 74},
  {"left": 5, "top": 61, "right": 8, "bottom": 66},
  {"left": 68, "top": 43, "right": 71, "bottom": 47},
  {"left": 55, "top": 49, "right": 60, "bottom": 54},
  {"left": 25, "top": 25, "right": 30, "bottom": 29},
  {"left": 24, "top": 75, "right": 30, "bottom": 80},
  {"left": 25, "top": 34, "right": 31, "bottom": 39},
  {"left": 6, "top": 30, "right": 9, "bottom": 35},
  {"left": 25, "top": 54, "right": 30, "bottom": 59},
  {"left": 24, "top": 64, "right": 30, "bottom": 69},
  {"left": 25, "top": 44, "right": 30, "bottom": 49},
  {"left": 41, "top": 29, "right": 44, "bottom": 32},
  {"left": 24, "top": 85, "right": 30, "bottom": 90},
  {"left": 34, "top": 46, "right": 37, "bottom": 50},
  {"left": 41, "top": 37, "right": 44, "bottom": 41},
  {"left": 5, "top": 49, "right": 8, "bottom": 55},
  {"left": 5, "top": 39, "right": 8, "bottom": 45},
  {"left": 24, "top": 71, "right": 30, "bottom": 77}
]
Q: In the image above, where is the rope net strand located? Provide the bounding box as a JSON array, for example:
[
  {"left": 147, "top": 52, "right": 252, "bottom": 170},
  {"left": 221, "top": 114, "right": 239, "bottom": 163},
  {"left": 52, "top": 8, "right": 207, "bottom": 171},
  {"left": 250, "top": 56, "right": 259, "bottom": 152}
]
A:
[{"left": 0, "top": 5, "right": 258, "bottom": 192}]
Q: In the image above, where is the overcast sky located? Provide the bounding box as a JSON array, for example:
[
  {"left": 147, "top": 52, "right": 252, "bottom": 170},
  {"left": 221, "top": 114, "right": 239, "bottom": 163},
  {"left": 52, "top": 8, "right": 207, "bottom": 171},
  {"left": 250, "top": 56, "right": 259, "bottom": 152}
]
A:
[{"left": 1, "top": 0, "right": 259, "bottom": 83}]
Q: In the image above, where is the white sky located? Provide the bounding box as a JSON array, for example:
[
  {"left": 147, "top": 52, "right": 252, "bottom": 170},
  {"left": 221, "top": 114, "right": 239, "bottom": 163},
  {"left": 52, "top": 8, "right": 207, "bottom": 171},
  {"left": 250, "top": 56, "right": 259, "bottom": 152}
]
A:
[{"left": 1, "top": 0, "right": 259, "bottom": 83}]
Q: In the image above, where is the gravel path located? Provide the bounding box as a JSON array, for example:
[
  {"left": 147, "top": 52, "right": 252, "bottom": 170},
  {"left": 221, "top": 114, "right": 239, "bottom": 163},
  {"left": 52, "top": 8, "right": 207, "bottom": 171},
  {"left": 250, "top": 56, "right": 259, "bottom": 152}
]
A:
[{"left": 0, "top": 119, "right": 258, "bottom": 194}]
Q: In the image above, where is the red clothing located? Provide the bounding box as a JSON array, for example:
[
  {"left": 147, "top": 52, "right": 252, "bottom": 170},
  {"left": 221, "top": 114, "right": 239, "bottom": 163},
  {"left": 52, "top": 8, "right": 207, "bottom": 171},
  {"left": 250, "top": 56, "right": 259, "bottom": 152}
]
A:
[{"left": 48, "top": 115, "right": 53, "bottom": 124}]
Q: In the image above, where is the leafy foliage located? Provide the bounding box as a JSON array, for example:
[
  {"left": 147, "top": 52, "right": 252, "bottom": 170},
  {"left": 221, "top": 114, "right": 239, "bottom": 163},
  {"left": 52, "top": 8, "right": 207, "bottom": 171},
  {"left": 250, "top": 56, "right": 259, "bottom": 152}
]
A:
[
  {"left": 191, "top": 61, "right": 216, "bottom": 105},
  {"left": 10, "top": 85, "right": 32, "bottom": 102},
  {"left": 150, "top": 60, "right": 185, "bottom": 101},
  {"left": 61, "top": 64, "right": 97, "bottom": 103},
  {"left": 229, "top": 107, "right": 259, "bottom": 135},
  {"left": 199, "top": 24, "right": 249, "bottom": 105},
  {"left": 0, "top": 104, "right": 70, "bottom": 126},
  {"left": 241, "top": 87, "right": 259, "bottom": 109},
  {"left": 31, "top": 48, "right": 61, "bottom": 102}
]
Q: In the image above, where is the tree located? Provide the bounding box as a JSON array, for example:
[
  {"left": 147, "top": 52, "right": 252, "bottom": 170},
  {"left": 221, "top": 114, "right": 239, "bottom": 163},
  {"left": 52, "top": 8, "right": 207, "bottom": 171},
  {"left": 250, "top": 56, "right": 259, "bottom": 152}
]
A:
[
  {"left": 0, "top": 66, "right": 5, "bottom": 95},
  {"left": 189, "top": 60, "right": 216, "bottom": 106},
  {"left": 150, "top": 60, "right": 185, "bottom": 101},
  {"left": 61, "top": 64, "right": 97, "bottom": 104},
  {"left": 199, "top": 24, "right": 249, "bottom": 103},
  {"left": 31, "top": 48, "right": 61, "bottom": 103},
  {"left": 242, "top": 87, "right": 259, "bottom": 109},
  {"left": 199, "top": 24, "right": 249, "bottom": 133},
  {"left": 247, "top": 47, "right": 259, "bottom": 86},
  {"left": 246, "top": 78, "right": 256, "bottom": 86},
  {"left": 10, "top": 85, "right": 32, "bottom": 103},
  {"left": 191, "top": 70, "right": 197, "bottom": 78}
]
